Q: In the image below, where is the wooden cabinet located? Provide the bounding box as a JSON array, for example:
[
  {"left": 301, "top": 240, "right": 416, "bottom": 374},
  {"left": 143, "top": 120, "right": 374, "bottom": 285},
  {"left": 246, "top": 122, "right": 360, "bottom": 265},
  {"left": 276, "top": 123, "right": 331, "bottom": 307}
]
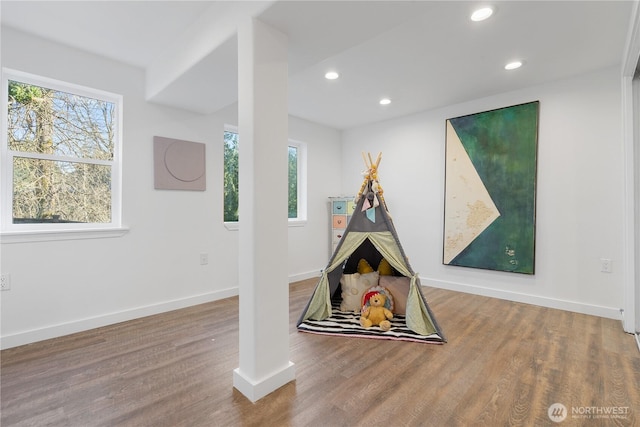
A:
[{"left": 329, "top": 197, "right": 355, "bottom": 256}]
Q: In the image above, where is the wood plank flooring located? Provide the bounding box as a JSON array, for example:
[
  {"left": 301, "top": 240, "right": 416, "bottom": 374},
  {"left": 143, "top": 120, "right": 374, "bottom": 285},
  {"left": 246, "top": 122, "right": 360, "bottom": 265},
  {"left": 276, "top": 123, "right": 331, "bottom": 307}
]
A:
[{"left": 2, "top": 278, "right": 639, "bottom": 426}]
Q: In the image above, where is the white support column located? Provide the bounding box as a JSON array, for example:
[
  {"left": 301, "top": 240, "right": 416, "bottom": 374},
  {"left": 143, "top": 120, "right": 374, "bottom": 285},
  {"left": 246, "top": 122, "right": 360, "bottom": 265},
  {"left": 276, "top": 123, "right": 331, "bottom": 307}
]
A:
[
  {"left": 622, "top": 1, "right": 640, "bottom": 335},
  {"left": 233, "top": 17, "right": 295, "bottom": 402}
]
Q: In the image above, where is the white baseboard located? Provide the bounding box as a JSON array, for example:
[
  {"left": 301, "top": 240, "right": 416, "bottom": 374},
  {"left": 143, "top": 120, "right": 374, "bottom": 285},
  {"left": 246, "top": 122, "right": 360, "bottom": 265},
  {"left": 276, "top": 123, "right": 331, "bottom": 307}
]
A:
[
  {"left": 233, "top": 362, "right": 296, "bottom": 403},
  {"left": 288, "top": 270, "right": 321, "bottom": 283},
  {"left": 0, "top": 287, "right": 239, "bottom": 350},
  {"left": 423, "top": 277, "right": 623, "bottom": 320},
  {"left": 1, "top": 270, "right": 322, "bottom": 350}
]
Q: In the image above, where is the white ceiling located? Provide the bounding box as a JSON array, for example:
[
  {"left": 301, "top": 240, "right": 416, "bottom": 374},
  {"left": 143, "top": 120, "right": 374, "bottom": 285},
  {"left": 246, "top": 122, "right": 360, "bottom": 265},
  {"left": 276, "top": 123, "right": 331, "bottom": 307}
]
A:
[{"left": 1, "top": 1, "right": 635, "bottom": 130}]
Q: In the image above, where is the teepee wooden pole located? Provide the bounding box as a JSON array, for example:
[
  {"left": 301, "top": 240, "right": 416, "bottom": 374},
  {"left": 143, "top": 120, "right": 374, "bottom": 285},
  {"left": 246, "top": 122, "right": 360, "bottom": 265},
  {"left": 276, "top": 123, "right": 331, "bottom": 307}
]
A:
[
  {"left": 371, "top": 152, "right": 387, "bottom": 208},
  {"left": 361, "top": 152, "right": 369, "bottom": 169},
  {"left": 357, "top": 152, "right": 370, "bottom": 201},
  {"left": 357, "top": 152, "right": 384, "bottom": 202}
]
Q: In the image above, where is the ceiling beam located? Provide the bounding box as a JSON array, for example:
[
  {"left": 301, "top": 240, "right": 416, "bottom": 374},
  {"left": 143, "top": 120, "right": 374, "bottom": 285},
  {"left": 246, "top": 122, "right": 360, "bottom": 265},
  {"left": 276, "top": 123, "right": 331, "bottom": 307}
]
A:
[{"left": 145, "top": 1, "right": 275, "bottom": 104}]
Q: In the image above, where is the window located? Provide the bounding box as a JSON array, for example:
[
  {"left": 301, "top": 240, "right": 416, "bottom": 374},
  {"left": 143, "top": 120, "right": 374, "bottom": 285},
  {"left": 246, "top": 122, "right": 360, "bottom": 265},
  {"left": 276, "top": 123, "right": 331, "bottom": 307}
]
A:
[
  {"left": 288, "top": 145, "right": 298, "bottom": 218},
  {"left": 223, "top": 128, "right": 306, "bottom": 225},
  {"left": 2, "top": 69, "right": 123, "bottom": 236},
  {"left": 287, "top": 139, "right": 307, "bottom": 223},
  {"left": 223, "top": 129, "right": 239, "bottom": 222}
]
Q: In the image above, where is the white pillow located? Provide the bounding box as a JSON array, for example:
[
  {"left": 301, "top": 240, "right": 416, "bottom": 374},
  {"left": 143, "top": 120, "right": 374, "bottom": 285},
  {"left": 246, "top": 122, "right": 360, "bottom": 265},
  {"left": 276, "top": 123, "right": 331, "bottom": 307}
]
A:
[{"left": 340, "top": 271, "right": 379, "bottom": 312}]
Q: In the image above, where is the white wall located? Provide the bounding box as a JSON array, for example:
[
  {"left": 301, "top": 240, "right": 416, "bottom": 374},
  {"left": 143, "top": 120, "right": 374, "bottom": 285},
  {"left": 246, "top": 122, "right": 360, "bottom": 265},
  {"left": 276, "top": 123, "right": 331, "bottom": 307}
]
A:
[
  {"left": 0, "top": 28, "right": 341, "bottom": 348},
  {"left": 218, "top": 104, "right": 342, "bottom": 282},
  {"left": 342, "top": 67, "right": 626, "bottom": 319},
  {"left": 288, "top": 117, "right": 342, "bottom": 280}
]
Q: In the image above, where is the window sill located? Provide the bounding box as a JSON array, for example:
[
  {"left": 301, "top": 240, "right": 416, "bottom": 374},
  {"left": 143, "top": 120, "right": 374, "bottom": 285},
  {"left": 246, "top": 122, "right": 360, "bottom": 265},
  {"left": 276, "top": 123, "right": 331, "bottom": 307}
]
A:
[
  {"left": 1, "top": 227, "right": 130, "bottom": 244},
  {"left": 224, "top": 222, "right": 239, "bottom": 231},
  {"left": 224, "top": 219, "right": 307, "bottom": 231}
]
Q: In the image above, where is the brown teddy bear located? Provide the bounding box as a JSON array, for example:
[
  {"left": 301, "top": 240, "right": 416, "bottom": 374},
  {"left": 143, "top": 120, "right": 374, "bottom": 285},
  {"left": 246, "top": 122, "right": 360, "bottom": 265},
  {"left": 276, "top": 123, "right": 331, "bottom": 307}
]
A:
[{"left": 360, "top": 290, "right": 394, "bottom": 331}]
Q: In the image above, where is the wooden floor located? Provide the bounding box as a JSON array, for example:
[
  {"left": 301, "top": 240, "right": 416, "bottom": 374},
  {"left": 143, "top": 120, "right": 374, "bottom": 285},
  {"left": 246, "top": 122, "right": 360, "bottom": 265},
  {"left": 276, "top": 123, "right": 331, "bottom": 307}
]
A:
[{"left": 2, "top": 278, "right": 639, "bottom": 427}]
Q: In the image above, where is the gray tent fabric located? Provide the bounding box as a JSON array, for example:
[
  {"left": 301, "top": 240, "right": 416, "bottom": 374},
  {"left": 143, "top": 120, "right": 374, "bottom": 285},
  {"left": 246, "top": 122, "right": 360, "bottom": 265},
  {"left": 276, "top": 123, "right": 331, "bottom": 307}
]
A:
[{"left": 297, "top": 178, "right": 445, "bottom": 343}]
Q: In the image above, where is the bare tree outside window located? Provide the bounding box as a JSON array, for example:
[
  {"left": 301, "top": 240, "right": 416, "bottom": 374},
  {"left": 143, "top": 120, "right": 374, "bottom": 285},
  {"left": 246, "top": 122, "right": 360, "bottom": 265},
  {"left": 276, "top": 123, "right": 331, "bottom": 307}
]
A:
[
  {"left": 223, "top": 130, "right": 239, "bottom": 222},
  {"left": 288, "top": 145, "right": 298, "bottom": 219},
  {"left": 7, "top": 79, "right": 115, "bottom": 224}
]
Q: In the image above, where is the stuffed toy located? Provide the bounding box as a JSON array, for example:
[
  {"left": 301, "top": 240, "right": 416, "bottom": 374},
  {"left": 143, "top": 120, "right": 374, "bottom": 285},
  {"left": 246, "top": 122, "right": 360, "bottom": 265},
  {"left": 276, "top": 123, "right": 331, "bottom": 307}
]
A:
[{"left": 360, "top": 288, "right": 394, "bottom": 331}]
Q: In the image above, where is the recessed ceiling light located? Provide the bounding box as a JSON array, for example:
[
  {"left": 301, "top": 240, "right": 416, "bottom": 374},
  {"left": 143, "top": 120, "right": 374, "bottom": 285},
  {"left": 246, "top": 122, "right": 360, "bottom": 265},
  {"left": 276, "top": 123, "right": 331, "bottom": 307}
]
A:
[
  {"left": 471, "top": 7, "right": 494, "bottom": 22},
  {"left": 379, "top": 98, "right": 391, "bottom": 105},
  {"left": 504, "top": 61, "right": 523, "bottom": 70},
  {"left": 325, "top": 71, "right": 339, "bottom": 80}
]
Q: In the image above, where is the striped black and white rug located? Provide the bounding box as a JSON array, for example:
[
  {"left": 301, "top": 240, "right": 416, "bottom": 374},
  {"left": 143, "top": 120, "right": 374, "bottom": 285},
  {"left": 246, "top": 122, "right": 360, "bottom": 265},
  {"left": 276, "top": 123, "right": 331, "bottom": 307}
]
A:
[{"left": 298, "top": 305, "right": 444, "bottom": 344}]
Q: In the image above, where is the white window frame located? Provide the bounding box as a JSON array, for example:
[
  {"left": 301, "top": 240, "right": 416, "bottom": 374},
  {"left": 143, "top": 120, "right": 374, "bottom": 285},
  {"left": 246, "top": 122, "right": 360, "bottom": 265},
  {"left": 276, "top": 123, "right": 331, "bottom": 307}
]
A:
[
  {"left": 287, "top": 139, "right": 307, "bottom": 226},
  {"left": 1, "top": 69, "right": 126, "bottom": 243},
  {"left": 223, "top": 125, "right": 239, "bottom": 231},
  {"left": 222, "top": 125, "right": 307, "bottom": 230}
]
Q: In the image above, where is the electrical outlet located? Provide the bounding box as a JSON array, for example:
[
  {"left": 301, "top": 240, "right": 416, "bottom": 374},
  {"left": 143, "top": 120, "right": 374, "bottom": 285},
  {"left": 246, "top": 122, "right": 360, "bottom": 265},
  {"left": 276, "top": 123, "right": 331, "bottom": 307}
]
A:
[
  {"left": 600, "top": 258, "right": 613, "bottom": 273},
  {"left": 200, "top": 253, "right": 209, "bottom": 265},
  {"left": 1, "top": 274, "right": 11, "bottom": 291}
]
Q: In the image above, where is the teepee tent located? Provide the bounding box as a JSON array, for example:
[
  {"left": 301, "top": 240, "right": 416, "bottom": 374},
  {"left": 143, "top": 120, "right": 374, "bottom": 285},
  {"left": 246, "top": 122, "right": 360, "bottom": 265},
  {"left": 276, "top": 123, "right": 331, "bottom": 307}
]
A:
[{"left": 297, "top": 153, "right": 446, "bottom": 343}]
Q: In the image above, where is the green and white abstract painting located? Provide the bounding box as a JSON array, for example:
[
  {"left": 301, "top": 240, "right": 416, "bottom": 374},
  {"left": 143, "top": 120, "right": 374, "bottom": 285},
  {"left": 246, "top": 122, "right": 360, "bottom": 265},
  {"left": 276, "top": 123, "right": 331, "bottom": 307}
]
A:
[{"left": 443, "top": 101, "right": 539, "bottom": 274}]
